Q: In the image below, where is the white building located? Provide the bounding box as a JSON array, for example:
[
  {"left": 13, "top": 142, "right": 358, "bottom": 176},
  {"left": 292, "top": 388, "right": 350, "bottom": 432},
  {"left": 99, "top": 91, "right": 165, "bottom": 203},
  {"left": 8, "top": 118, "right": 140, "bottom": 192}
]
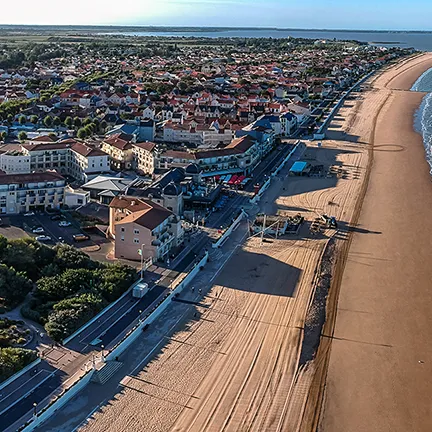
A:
[
  {"left": 163, "top": 120, "right": 234, "bottom": 148},
  {"left": 21, "top": 139, "right": 110, "bottom": 182},
  {"left": 0, "top": 151, "right": 31, "bottom": 174},
  {"left": 69, "top": 141, "right": 111, "bottom": 182},
  {"left": 0, "top": 171, "right": 65, "bottom": 214}
]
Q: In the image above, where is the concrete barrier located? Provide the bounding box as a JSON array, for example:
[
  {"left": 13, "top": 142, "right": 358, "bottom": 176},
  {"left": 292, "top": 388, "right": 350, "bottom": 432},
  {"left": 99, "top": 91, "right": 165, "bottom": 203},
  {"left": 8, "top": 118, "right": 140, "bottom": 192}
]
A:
[
  {"left": 249, "top": 176, "right": 271, "bottom": 204},
  {"left": 19, "top": 369, "right": 95, "bottom": 431},
  {"left": 106, "top": 252, "right": 209, "bottom": 361},
  {"left": 0, "top": 358, "right": 41, "bottom": 393},
  {"left": 212, "top": 211, "right": 247, "bottom": 249}
]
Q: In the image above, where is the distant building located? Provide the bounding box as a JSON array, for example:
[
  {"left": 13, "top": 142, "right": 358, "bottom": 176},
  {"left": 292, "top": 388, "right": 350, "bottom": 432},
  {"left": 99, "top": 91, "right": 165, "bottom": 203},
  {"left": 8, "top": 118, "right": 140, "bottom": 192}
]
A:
[
  {"left": 0, "top": 171, "right": 65, "bottom": 214},
  {"left": 64, "top": 186, "right": 90, "bottom": 208}
]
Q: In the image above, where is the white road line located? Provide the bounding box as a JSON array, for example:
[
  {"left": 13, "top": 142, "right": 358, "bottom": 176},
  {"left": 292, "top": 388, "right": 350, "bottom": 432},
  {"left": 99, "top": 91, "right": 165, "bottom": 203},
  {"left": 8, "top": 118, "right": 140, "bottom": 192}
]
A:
[
  {"left": 0, "top": 370, "right": 46, "bottom": 406},
  {"left": 81, "top": 297, "right": 138, "bottom": 344},
  {"left": 0, "top": 371, "right": 55, "bottom": 417}
]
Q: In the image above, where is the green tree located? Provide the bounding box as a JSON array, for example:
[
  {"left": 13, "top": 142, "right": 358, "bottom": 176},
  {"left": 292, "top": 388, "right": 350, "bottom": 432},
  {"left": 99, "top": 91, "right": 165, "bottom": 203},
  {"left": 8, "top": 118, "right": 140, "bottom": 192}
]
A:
[
  {"left": 0, "top": 131, "right": 7, "bottom": 142},
  {"left": 0, "top": 264, "right": 33, "bottom": 309},
  {"left": 17, "top": 131, "right": 27, "bottom": 142},
  {"left": 73, "top": 117, "right": 82, "bottom": 128},
  {"left": 53, "top": 244, "right": 93, "bottom": 271},
  {"left": 64, "top": 116, "right": 73, "bottom": 128},
  {"left": 52, "top": 116, "right": 61, "bottom": 128},
  {"left": 18, "top": 116, "right": 26, "bottom": 125},
  {"left": 30, "top": 115, "right": 38, "bottom": 124},
  {"left": 100, "top": 120, "right": 107, "bottom": 132},
  {"left": 77, "top": 128, "right": 87, "bottom": 139},
  {"left": 0, "top": 347, "right": 37, "bottom": 382},
  {"left": 43, "top": 116, "right": 52, "bottom": 128}
]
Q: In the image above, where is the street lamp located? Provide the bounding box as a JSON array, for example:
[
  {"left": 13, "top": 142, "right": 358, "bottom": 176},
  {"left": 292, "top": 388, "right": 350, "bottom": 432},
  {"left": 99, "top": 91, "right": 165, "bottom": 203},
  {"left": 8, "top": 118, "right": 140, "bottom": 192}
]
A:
[
  {"left": 33, "top": 402, "right": 37, "bottom": 418},
  {"left": 138, "top": 244, "right": 145, "bottom": 280},
  {"left": 101, "top": 345, "right": 105, "bottom": 362},
  {"left": 139, "top": 310, "right": 143, "bottom": 323}
]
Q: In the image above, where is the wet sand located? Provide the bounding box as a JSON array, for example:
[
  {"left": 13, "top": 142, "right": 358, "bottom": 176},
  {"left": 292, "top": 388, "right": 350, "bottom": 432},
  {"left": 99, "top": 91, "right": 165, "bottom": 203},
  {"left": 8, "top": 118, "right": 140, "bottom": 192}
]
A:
[{"left": 320, "top": 53, "right": 432, "bottom": 432}]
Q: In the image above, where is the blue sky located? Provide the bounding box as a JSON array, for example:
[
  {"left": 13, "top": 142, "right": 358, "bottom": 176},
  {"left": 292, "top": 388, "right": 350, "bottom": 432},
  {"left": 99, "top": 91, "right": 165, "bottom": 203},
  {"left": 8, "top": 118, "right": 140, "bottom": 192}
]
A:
[{"left": 2, "top": 0, "right": 431, "bottom": 30}]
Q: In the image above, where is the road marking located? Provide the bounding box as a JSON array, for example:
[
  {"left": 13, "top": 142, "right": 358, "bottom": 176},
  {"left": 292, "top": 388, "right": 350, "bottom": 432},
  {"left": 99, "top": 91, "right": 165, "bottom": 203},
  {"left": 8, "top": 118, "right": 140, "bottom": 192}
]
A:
[
  {"left": 0, "top": 370, "right": 46, "bottom": 407},
  {"left": 0, "top": 371, "right": 55, "bottom": 417},
  {"left": 80, "top": 296, "right": 138, "bottom": 346}
]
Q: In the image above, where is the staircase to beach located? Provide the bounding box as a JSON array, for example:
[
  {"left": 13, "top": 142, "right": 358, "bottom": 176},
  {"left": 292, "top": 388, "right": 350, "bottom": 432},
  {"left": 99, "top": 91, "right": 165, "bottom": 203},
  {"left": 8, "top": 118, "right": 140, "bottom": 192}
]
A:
[{"left": 91, "top": 360, "right": 124, "bottom": 385}]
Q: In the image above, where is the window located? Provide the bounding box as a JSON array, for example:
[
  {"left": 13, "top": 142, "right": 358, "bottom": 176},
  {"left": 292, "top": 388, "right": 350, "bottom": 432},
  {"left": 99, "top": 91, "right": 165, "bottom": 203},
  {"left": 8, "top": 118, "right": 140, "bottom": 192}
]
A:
[
  {"left": 121, "top": 235, "right": 124, "bottom": 241},
  {"left": 134, "top": 229, "right": 140, "bottom": 235},
  {"left": 133, "top": 238, "right": 139, "bottom": 244},
  {"left": 121, "top": 227, "right": 125, "bottom": 232}
]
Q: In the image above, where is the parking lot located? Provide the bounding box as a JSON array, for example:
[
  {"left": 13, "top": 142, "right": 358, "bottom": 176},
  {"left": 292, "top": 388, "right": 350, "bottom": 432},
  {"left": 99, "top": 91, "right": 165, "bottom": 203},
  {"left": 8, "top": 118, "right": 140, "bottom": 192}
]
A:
[{"left": 0, "top": 211, "right": 106, "bottom": 251}]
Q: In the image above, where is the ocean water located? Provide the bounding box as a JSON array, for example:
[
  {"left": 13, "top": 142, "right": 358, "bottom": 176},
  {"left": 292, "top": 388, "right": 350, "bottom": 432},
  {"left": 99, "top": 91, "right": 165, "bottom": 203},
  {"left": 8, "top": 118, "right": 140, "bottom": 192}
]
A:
[
  {"left": 412, "top": 69, "right": 432, "bottom": 172},
  {"left": 103, "top": 29, "right": 432, "bottom": 51}
]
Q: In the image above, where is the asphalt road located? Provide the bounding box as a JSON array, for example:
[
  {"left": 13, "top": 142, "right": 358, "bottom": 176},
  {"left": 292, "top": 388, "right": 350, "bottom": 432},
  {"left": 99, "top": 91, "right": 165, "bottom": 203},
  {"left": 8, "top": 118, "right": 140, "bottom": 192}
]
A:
[{"left": 0, "top": 372, "right": 62, "bottom": 432}]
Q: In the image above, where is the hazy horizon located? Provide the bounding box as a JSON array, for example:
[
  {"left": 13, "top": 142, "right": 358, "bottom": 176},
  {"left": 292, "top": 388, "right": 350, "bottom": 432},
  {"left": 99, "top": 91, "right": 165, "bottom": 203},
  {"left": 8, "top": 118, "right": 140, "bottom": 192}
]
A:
[{"left": 2, "top": 0, "right": 432, "bottom": 31}]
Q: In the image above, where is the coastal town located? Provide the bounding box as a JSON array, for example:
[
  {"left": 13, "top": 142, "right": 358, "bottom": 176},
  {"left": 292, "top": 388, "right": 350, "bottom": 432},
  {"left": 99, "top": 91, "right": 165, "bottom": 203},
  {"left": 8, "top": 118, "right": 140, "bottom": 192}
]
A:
[{"left": 0, "top": 29, "right": 420, "bottom": 432}]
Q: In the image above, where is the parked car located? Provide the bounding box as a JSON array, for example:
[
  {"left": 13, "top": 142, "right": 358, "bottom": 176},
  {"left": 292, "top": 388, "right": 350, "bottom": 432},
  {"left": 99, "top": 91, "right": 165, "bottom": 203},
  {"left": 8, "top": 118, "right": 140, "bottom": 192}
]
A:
[
  {"left": 58, "top": 221, "right": 71, "bottom": 227},
  {"left": 73, "top": 234, "right": 90, "bottom": 242},
  {"left": 36, "top": 235, "right": 51, "bottom": 242},
  {"left": 32, "top": 227, "right": 44, "bottom": 234},
  {"left": 24, "top": 212, "right": 35, "bottom": 216},
  {"left": 50, "top": 215, "right": 63, "bottom": 221}
]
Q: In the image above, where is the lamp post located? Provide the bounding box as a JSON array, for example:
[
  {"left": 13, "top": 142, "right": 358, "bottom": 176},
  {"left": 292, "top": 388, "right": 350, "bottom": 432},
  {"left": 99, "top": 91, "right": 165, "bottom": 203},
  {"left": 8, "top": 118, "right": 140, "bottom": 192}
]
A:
[
  {"left": 139, "top": 310, "right": 143, "bottom": 323},
  {"left": 33, "top": 402, "right": 37, "bottom": 418},
  {"left": 138, "top": 244, "right": 145, "bottom": 280},
  {"left": 101, "top": 345, "right": 105, "bottom": 363}
]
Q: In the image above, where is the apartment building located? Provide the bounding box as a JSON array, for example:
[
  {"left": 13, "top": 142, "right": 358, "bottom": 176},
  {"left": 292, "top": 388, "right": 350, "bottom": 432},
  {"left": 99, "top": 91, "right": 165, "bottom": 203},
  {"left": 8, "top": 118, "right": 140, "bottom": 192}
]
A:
[
  {"left": 163, "top": 120, "right": 234, "bottom": 148},
  {"left": 21, "top": 140, "right": 110, "bottom": 182},
  {"left": 132, "top": 141, "right": 157, "bottom": 175},
  {"left": 157, "top": 134, "right": 271, "bottom": 177},
  {"left": 0, "top": 171, "right": 65, "bottom": 214},
  {"left": 21, "top": 142, "right": 69, "bottom": 174},
  {"left": 0, "top": 150, "right": 31, "bottom": 174},
  {"left": 109, "top": 195, "right": 184, "bottom": 262},
  {"left": 101, "top": 132, "right": 134, "bottom": 170},
  {"left": 69, "top": 141, "right": 110, "bottom": 182}
]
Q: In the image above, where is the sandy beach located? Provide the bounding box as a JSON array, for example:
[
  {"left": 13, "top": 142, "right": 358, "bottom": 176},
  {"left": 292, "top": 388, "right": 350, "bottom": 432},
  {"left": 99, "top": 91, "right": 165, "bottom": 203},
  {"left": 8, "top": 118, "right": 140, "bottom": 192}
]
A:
[{"left": 316, "top": 53, "right": 432, "bottom": 432}]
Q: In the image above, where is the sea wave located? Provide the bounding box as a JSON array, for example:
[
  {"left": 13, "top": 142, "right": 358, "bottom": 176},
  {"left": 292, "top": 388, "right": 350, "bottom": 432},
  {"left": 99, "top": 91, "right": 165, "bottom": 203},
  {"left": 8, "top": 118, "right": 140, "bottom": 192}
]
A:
[
  {"left": 411, "top": 68, "right": 432, "bottom": 92},
  {"left": 414, "top": 92, "right": 432, "bottom": 173}
]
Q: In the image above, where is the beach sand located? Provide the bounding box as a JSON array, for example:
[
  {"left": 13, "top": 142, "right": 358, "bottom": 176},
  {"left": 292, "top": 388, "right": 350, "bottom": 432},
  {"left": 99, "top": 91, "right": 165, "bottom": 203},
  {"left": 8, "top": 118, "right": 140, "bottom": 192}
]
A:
[{"left": 317, "top": 53, "right": 432, "bottom": 432}]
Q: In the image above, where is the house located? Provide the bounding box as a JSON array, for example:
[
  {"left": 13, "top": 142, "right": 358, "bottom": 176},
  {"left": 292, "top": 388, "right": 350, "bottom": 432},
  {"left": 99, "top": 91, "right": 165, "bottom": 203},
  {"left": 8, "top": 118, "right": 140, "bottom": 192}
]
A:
[
  {"left": 64, "top": 186, "right": 90, "bottom": 208},
  {"left": 132, "top": 141, "right": 157, "bottom": 175},
  {"left": 0, "top": 171, "right": 65, "bottom": 214},
  {"left": 109, "top": 195, "right": 184, "bottom": 262},
  {"left": 101, "top": 133, "right": 134, "bottom": 170}
]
